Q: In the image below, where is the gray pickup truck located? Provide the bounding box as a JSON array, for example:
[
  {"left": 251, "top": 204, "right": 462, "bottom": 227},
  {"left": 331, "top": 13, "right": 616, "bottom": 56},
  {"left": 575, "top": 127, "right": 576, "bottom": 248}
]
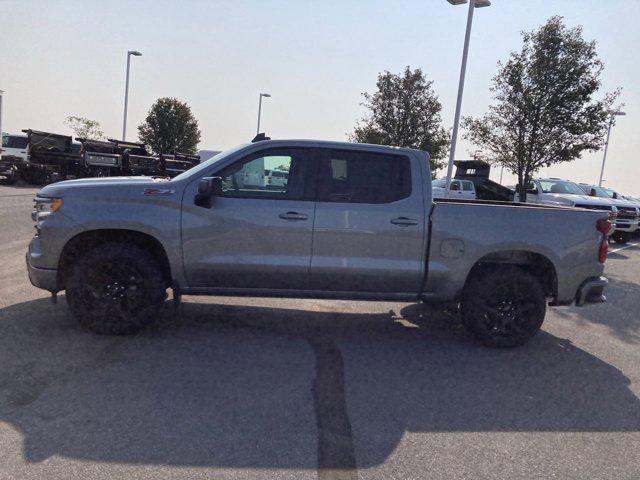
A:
[{"left": 27, "top": 139, "right": 611, "bottom": 347}]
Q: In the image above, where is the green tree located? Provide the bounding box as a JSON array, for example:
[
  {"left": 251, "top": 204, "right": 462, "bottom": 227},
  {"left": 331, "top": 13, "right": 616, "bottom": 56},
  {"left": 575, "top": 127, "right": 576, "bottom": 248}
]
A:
[
  {"left": 350, "top": 66, "right": 450, "bottom": 175},
  {"left": 138, "top": 98, "right": 201, "bottom": 154},
  {"left": 462, "top": 17, "right": 620, "bottom": 200},
  {"left": 65, "top": 116, "right": 105, "bottom": 140}
]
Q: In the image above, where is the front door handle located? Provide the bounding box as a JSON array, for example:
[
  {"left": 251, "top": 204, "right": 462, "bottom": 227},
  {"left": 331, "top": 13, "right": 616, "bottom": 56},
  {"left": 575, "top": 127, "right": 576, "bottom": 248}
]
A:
[
  {"left": 279, "top": 211, "right": 309, "bottom": 221},
  {"left": 391, "top": 217, "right": 418, "bottom": 226}
]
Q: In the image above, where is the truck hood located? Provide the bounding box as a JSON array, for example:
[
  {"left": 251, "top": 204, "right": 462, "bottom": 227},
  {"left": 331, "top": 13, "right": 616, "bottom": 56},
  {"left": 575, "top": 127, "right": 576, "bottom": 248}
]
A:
[
  {"left": 38, "top": 176, "right": 170, "bottom": 197},
  {"left": 543, "top": 193, "right": 614, "bottom": 207}
]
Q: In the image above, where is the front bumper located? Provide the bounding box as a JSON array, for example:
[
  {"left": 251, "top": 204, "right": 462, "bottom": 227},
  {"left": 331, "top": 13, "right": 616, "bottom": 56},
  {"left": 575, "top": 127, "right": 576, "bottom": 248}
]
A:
[
  {"left": 614, "top": 219, "right": 639, "bottom": 233},
  {"left": 26, "top": 252, "right": 58, "bottom": 292},
  {"left": 575, "top": 276, "right": 607, "bottom": 306}
]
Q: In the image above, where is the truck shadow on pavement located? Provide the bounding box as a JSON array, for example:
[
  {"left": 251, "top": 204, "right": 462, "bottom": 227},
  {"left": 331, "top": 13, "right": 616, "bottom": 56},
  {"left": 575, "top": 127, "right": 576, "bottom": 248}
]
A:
[
  {"left": 0, "top": 296, "right": 639, "bottom": 473},
  {"left": 553, "top": 275, "right": 640, "bottom": 344}
]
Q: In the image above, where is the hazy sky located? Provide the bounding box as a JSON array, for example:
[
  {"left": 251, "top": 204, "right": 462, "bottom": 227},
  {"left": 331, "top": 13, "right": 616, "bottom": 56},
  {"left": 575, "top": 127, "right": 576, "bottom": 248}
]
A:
[{"left": 1, "top": 0, "right": 638, "bottom": 194}]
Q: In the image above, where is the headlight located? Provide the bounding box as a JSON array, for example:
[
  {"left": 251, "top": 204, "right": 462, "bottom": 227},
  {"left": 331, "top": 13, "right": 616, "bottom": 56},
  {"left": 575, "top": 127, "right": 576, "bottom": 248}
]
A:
[{"left": 32, "top": 197, "right": 63, "bottom": 228}]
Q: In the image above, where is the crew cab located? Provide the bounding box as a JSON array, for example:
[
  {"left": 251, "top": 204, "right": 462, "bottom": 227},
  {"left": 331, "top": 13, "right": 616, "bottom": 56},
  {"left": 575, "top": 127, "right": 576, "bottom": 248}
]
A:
[
  {"left": 432, "top": 178, "right": 476, "bottom": 200},
  {"left": 26, "top": 140, "right": 611, "bottom": 347},
  {"left": 578, "top": 183, "right": 639, "bottom": 244}
]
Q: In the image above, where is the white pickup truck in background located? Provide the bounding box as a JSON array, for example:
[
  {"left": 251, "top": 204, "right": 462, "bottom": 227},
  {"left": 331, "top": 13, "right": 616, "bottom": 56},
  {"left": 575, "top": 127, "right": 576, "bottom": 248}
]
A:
[{"left": 432, "top": 178, "right": 476, "bottom": 200}]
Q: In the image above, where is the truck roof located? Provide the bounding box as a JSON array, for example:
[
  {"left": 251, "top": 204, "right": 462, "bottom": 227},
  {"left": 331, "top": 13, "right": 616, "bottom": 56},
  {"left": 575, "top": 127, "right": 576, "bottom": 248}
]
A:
[{"left": 248, "top": 138, "right": 423, "bottom": 155}]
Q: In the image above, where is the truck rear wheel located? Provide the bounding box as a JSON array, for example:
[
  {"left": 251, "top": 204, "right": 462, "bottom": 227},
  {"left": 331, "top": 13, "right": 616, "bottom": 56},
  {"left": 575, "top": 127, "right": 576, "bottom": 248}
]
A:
[
  {"left": 66, "top": 243, "right": 166, "bottom": 335},
  {"left": 461, "top": 266, "right": 546, "bottom": 348}
]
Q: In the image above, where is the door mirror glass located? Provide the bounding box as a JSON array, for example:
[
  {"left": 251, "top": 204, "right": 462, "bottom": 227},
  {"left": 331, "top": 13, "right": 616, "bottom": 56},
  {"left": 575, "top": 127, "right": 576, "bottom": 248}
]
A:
[
  {"left": 195, "top": 177, "right": 223, "bottom": 208},
  {"left": 198, "top": 176, "right": 224, "bottom": 196}
]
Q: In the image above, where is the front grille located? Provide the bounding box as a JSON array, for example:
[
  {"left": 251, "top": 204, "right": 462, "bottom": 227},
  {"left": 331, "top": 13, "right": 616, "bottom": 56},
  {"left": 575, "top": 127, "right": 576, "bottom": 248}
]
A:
[
  {"left": 618, "top": 207, "right": 639, "bottom": 219},
  {"left": 574, "top": 204, "right": 612, "bottom": 211}
]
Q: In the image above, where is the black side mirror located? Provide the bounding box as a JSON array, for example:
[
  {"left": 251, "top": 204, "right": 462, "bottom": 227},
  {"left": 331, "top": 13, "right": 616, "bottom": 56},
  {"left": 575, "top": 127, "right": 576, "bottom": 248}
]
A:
[
  {"left": 612, "top": 192, "right": 618, "bottom": 199},
  {"left": 590, "top": 188, "right": 597, "bottom": 197},
  {"left": 195, "top": 176, "right": 223, "bottom": 208},
  {"left": 198, "top": 176, "right": 224, "bottom": 196}
]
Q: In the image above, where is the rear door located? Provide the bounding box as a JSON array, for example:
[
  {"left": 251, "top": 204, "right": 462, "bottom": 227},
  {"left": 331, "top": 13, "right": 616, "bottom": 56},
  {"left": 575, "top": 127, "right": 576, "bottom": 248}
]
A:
[{"left": 309, "top": 148, "right": 426, "bottom": 294}]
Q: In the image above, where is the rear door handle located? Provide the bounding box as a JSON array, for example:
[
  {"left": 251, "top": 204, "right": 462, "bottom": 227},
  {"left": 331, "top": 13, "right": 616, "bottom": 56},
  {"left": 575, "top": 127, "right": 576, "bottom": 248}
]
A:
[
  {"left": 279, "top": 211, "right": 309, "bottom": 221},
  {"left": 391, "top": 217, "right": 418, "bottom": 226}
]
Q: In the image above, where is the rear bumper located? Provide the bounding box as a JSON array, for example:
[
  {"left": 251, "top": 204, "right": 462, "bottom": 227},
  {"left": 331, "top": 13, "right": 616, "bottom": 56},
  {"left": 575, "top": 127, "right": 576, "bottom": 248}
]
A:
[
  {"left": 26, "top": 253, "right": 58, "bottom": 292},
  {"left": 575, "top": 276, "right": 607, "bottom": 306},
  {"left": 614, "top": 219, "right": 639, "bottom": 232}
]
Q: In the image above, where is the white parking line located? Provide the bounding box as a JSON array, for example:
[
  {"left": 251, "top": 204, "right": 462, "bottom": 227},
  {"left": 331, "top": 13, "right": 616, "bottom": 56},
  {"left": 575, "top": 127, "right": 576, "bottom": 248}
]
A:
[{"left": 610, "top": 241, "right": 640, "bottom": 253}]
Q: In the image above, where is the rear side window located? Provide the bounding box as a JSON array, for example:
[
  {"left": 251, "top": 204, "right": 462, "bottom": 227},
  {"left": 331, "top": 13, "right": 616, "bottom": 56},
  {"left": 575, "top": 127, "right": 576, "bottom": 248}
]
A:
[
  {"left": 317, "top": 149, "right": 411, "bottom": 204},
  {"left": 462, "top": 181, "right": 474, "bottom": 191}
]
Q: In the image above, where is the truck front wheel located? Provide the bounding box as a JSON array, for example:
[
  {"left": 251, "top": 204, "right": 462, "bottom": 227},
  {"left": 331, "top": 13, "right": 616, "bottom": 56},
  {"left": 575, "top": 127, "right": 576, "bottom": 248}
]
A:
[
  {"left": 461, "top": 266, "right": 546, "bottom": 348},
  {"left": 66, "top": 243, "right": 166, "bottom": 335},
  {"left": 611, "top": 231, "right": 630, "bottom": 244}
]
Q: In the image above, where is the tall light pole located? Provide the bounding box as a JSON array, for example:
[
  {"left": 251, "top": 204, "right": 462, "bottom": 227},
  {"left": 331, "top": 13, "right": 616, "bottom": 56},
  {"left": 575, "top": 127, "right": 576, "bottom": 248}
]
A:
[
  {"left": 444, "top": 0, "right": 490, "bottom": 196},
  {"left": 256, "top": 93, "right": 271, "bottom": 135},
  {"left": 598, "top": 110, "right": 626, "bottom": 187},
  {"left": 0, "top": 90, "right": 4, "bottom": 147},
  {"left": 122, "top": 50, "right": 142, "bottom": 141}
]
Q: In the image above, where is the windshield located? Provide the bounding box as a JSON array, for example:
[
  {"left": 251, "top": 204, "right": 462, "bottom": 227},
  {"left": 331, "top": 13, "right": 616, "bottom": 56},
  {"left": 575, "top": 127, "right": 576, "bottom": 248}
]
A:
[
  {"left": 602, "top": 188, "right": 616, "bottom": 198},
  {"left": 539, "top": 180, "right": 585, "bottom": 196},
  {"left": 171, "top": 144, "right": 249, "bottom": 182}
]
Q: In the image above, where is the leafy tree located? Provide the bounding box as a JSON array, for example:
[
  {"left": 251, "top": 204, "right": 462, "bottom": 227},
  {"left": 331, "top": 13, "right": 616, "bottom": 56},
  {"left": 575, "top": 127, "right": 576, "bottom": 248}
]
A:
[
  {"left": 138, "top": 98, "right": 201, "bottom": 155},
  {"left": 462, "top": 17, "right": 619, "bottom": 200},
  {"left": 350, "top": 66, "right": 450, "bottom": 174},
  {"left": 65, "top": 116, "right": 105, "bottom": 140}
]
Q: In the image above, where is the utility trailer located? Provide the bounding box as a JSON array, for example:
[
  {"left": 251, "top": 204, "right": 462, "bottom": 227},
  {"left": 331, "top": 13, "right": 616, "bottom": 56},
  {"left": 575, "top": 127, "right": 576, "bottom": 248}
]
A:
[
  {"left": 106, "top": 139, "right": 158, "bottom": 176},
  {"left": 8, "top": 130, "right": 201, "bottom": 185},
  {"left": 160, "top": 152, "right": 201, "bottom": 178},
  {"left": 76, "top": 138, "right": 122, "bottom": 177},
  {"left": 20, "top": 130, "right": 82, "bottom": 185},
  {"left": 454, "top": 160, "right": 515, "bottom": 202}
]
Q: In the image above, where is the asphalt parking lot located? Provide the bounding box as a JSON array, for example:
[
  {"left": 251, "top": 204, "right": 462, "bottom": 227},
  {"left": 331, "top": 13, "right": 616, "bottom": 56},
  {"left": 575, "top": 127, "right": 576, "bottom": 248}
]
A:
[{"left": 0, "top": 184, "right": 639, "bottom": 480}]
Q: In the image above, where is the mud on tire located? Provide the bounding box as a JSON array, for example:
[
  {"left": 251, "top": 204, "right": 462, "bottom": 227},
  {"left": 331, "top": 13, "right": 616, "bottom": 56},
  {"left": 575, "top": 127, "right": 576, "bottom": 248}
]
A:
[
  {"left": 461, "top": 265, "right": 546, "bottom": 348},
  {"left": 66, "top": 243, "right": 166, "bottom": 335}
]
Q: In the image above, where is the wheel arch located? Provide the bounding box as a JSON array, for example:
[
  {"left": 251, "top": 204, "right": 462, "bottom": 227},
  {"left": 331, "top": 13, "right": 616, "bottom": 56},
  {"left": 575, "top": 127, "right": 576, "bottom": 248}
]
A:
[
  {"left": 464, "top": 250, "right": 558, "bottom": 302},
  {"left": 57, "top": 229, "right": 172, "bottom": 290}
]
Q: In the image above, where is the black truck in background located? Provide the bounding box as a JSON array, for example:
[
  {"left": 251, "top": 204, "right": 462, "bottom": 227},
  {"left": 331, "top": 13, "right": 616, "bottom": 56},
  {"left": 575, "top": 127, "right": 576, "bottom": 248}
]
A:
[{"left": 0, "top": 129, "right": 200, "bottom": 185}]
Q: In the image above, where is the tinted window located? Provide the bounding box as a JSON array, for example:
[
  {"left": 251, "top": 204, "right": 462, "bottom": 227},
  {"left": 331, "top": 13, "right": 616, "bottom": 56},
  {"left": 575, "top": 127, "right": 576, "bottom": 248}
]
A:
[
  {"left": 3, "top": 136, "right": 27, "bottom": 149},
  {"left": 462, "top": 181, "right": 474, "bottom": 191},
  {"left": 317, "top": 150, "right": 411, "bottom": 204},
  {"left": 539, "top": 180, "right": 585, "bottom": 195},
  {"left": 217, "top": 148, "right": 307, "bottom": 200}
]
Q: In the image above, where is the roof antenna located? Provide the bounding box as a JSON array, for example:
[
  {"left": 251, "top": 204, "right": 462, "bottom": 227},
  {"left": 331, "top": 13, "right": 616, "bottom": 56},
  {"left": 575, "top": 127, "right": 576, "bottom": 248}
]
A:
[{"left": 252, "top": 133, "right": 270, "bottom": 143}]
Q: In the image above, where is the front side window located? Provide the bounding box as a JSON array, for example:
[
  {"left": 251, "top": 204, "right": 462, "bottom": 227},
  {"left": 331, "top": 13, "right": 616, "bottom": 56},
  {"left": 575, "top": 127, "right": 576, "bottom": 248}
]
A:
[
  {"left": 217, "top": 148, "right": 306, "bottom": 200},
  {"left": 10, "top": 136, "right": 28, "bottom": 149},
  {"left": 317, "top": 149, "right": 411, "bottom": 204}
]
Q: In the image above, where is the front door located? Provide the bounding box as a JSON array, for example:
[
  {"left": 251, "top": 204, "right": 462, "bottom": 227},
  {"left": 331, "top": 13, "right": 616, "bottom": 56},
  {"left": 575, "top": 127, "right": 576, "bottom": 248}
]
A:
[
  {"left": 181, "top": 147, "right": 316, "bottom": 290},
  {"left": 309, "top": 148, "right": 426, "bottom": 294}
]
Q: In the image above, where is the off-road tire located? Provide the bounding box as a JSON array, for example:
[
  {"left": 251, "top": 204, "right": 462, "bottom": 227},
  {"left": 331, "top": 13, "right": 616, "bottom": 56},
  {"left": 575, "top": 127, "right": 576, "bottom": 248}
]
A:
[
  {"left": 66, "top": 243, "right": 166, "bottom": 335},
  {"left": 461, "top": 265, "right": 546, "bottom": 348}
]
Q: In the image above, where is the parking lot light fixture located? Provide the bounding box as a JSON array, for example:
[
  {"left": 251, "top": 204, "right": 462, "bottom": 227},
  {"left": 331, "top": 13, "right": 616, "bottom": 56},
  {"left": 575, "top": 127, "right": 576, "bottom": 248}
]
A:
[
  {"left": 122, "top": 50, "right": 143, "bottom": 141},
  {"left": 256, "top": 93, "right": 271, "bottom": 135},
  {"left": 598, "top": 110, "right": 626, "bottom": 187},
  {"left": 444, "top": 0, "right": 490, "bottom": 197}
]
